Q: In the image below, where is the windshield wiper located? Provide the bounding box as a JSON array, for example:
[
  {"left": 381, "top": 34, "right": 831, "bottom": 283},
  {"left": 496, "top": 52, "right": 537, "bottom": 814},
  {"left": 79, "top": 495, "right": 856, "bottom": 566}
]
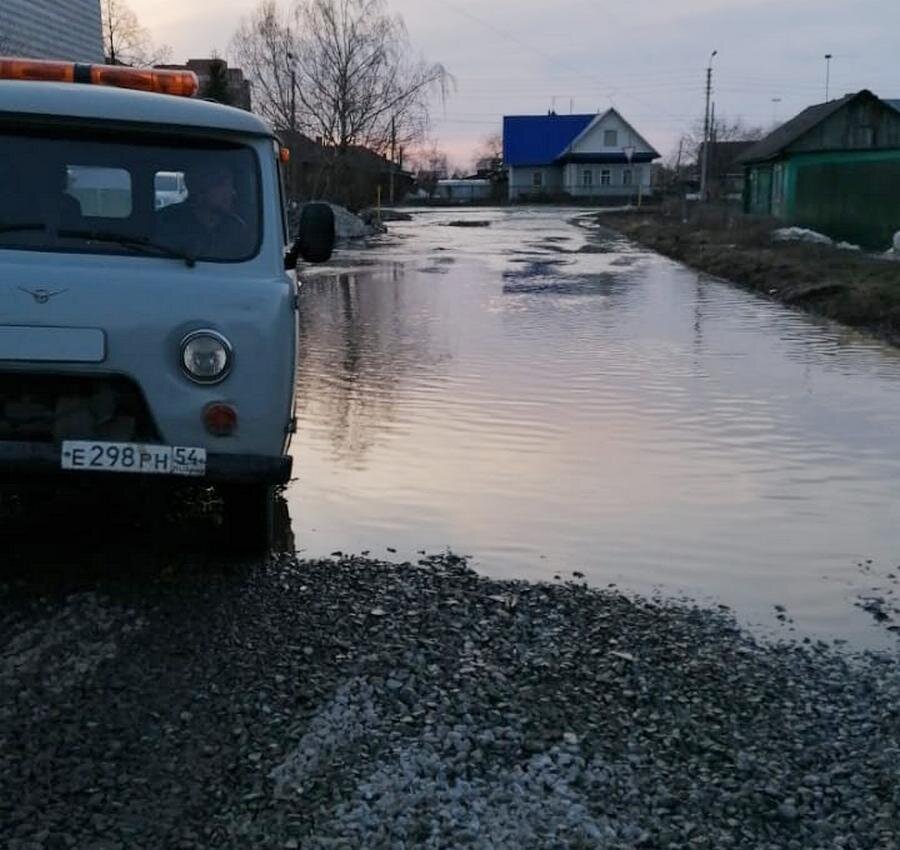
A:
[
  {"left": 0, "top": 223, "right": 47, "bottom": 234},
  {"left": 58, "top": 229, "right": 197, "bottom": 268}
]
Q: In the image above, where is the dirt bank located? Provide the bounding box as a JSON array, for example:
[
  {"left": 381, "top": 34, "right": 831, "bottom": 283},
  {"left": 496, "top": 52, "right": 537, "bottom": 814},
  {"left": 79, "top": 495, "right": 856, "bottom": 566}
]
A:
[{"left": 601, "top": 211, "right": 900, "bottom": 345}]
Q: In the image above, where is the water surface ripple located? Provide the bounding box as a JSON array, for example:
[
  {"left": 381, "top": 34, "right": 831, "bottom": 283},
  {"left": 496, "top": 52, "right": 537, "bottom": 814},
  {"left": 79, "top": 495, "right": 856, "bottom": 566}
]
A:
[{"left": 290, "top": 208, "right": 900, "bottom": 648}]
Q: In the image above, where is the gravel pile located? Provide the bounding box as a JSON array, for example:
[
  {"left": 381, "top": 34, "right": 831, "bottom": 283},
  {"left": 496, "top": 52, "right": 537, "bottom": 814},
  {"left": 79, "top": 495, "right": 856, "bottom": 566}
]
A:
[{"left": 1, "top": 552, "right": 898, "bottom": 849}]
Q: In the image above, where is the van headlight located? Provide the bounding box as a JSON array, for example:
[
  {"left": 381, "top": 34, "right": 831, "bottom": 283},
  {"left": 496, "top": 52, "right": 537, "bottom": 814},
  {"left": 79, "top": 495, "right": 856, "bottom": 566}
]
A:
[{"left": 180, "top": 330, "right": 232, "bottom": 384}]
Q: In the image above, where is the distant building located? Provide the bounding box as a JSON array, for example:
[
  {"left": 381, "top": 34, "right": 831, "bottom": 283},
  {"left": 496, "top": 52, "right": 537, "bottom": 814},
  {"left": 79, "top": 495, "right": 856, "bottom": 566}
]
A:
[
  {"left": 434, "top": 179, "right": 493, "bottom": 203},
  {"left": 738, "top": 90, "right": 900, "bottom": 248},
  {"left": 156, "top": 59, "right": 252, "bottom": 111},
  {"left": 278, "top": 130, "right": 413, "bottom": 209},
  {"left": 0, "top": 0, "right": 103, "bottom": 63},
  {"left": 696, "top": 140, "right": 758, "bottom": 200},
  {"left": 503, "top": 109, "right": 660, "bottom": 202}
]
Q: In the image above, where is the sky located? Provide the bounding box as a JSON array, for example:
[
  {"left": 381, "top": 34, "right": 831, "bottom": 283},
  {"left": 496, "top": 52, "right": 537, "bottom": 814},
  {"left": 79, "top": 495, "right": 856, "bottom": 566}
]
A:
[{"left": 130, "top": 0, "right": 900, "bottom": 168}]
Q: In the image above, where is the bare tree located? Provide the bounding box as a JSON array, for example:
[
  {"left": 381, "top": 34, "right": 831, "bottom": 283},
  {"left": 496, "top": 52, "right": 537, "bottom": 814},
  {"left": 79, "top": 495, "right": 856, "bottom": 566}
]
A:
[
  {"left": 101, "top": 0, "right": 171, "bottom": 66},
  {"left": 471, "top": 131, "right": 503, "bottom": 172},
  {"left": 231, "top": 0, "right": 450, "bottom": 154},
  {"left": 673, "top": 115, "right": 766, "bottom": 167},
  {"left": 202, "top": 52, "right": 234, "bottom": 106},
  {"left": 229, "top": 1, "right": 299, "bottom": 130},
  {"left": 407, "top": 141, "right": 449, "bottom": 196}
]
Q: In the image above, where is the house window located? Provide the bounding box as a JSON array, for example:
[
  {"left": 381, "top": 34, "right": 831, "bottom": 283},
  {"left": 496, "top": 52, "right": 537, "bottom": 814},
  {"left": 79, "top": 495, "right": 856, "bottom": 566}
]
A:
[
  {"left": 854, "top": 126, "right": 874, "bottom": 147},
  {"left": 622, "top": 169, "right": 632, "bottom": 186},
  {"left": 600, "top": 169, "right": 611, "bottom": 186},
  {"left": 532, "top": 171, "right": 543, "bottom": 188},
  {"left": 603, "top": 130, "right": 618, "bottom": 147},
  {"left": 582, "top": 169, "right": 593, "bottom": 187}
]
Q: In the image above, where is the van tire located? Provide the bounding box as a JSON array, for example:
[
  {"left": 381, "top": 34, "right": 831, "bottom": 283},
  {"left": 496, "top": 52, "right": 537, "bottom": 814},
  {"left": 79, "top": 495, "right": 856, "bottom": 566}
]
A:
[{"left": 220, "top": 484, "right": 274, "bottom": 554}]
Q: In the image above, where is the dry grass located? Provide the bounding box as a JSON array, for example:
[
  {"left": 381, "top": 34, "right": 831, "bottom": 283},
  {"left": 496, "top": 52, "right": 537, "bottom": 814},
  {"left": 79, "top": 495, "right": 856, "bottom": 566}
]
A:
[{"left": 602, "top": 210, "right": 900, "bottom": 343}]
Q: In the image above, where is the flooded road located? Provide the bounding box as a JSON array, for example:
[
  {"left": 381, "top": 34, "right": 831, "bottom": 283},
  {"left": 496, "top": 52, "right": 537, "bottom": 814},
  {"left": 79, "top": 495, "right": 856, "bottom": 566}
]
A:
[
  {"left": 3, "top": 208, "right": 898, "bottom": 849},
  {"left": 291, "top": 207, "right": 900, "bottom": 648}
]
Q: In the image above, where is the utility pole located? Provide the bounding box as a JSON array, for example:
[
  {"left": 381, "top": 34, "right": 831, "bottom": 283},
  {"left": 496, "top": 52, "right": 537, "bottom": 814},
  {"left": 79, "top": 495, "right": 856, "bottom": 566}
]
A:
[
  {"left": 674, "top": 138, "right": 684, "bottom": 191},
  {"left": 290, "top": 70, "right": 296, "bottom": 130},
  {"left": 389, "top": 116, "right": 396, "bottom": 205},
  {"left": 824, "top": 53, "right": 833, "bottom": 102},
  {"left": 709, "top": 101, "right": 716, "bottom": 198},
  {"left": 700, "top": 49, "right": 717, "bottom": 203},
  {"left": 286, "top": 50, "right": 297, "bottom": 131}
]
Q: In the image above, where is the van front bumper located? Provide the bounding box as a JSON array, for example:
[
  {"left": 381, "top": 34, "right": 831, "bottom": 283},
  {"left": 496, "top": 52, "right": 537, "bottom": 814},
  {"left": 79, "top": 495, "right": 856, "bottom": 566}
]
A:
[{"left": 0, "top": 441, "right": 292, "bottom": 485}]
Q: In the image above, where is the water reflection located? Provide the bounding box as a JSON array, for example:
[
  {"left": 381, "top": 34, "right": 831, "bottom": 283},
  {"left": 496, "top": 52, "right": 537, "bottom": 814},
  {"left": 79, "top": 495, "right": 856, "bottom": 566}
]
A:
[
  {"left": 289, "top": 208, "right": 900, "bottom": 648},
  {"left": 0, "top": 483, "right": 295, "bottom": 589},
  {"left": 296, "top": 265, "right": 451, "bottom": 465}
]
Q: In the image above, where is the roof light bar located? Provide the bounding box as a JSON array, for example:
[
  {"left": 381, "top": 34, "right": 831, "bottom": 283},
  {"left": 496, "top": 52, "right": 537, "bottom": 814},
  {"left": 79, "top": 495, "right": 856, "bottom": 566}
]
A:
[{"left": 0, "top": 57, "right": 199, "bottom": 97}]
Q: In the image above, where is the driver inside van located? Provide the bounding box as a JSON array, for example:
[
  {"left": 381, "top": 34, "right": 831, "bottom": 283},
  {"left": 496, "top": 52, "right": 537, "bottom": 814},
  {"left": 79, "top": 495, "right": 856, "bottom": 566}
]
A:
[{"left": 155, "top": 163, "right": 252, "bottom": 260}]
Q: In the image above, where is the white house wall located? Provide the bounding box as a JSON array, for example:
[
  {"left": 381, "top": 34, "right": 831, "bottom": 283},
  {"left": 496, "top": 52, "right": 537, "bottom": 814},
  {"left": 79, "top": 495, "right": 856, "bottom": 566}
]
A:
[
  {"left": 569, "top": 111, "right": 656, "bottom": 157},
  {"left": 511, "top": 163, "right": 653, "bottom": 200},
  {"left": 508, "top": 165, "right": 564, "bottom": 200},
  {"left": 563, "top": 163, "right": 653, "bottom": 196},
  {"left": 1, "top": 0, "right": 104, "bottom": 63}
]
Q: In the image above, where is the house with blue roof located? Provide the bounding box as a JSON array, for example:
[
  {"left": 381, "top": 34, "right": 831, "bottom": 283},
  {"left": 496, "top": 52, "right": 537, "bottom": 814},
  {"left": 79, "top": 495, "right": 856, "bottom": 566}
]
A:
[{"left": 503, "top": 109, "right": 660, "bottom": 202}]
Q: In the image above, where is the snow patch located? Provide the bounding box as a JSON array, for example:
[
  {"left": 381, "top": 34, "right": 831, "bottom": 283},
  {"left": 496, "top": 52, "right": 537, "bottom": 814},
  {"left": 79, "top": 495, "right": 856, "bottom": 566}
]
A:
[
  {"left": 294, "top": 203, "right": 385, "bottom": 241},
  {"left": 772, "top": 227, "right": 834, "bottom": 246},
  {"left": 887, "top": 231, "right": 900, "bottom": 260}
]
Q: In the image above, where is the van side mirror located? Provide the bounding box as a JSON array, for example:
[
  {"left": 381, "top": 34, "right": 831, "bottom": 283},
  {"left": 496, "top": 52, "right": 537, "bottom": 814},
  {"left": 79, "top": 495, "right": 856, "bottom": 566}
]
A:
[{"left": 285, "top": 202, "right": 335, "bottom": 268}]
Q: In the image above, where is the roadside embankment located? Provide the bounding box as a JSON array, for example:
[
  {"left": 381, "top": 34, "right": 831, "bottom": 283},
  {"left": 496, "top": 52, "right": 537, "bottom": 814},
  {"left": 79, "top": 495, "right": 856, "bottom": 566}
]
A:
[{"left": 600, "top": 210, "right": 900, "bottom": 344}]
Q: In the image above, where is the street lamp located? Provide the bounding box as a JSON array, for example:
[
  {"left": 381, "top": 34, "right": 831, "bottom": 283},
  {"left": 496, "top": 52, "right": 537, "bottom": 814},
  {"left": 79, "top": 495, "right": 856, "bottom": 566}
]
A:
[{"left": 824, "top": 53, "right": 833, "bottom": 102}]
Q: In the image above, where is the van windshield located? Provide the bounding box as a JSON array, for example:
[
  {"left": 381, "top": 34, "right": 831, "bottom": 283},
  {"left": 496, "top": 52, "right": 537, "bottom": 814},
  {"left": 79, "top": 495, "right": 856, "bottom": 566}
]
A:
[{"left": 0, "top": 128, "right": 261, "bottom": 263}]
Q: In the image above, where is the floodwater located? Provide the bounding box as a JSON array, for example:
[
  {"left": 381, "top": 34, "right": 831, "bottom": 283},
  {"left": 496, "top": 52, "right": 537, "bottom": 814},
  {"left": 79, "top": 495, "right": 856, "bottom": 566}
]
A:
[{"left": 289, "top": 207, "right": 900, "bottom": 648}]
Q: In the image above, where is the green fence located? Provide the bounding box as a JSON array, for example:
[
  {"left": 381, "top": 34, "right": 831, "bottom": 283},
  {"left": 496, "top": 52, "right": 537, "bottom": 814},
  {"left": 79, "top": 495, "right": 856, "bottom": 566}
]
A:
[{"left": 791, "top": 154, "right": 900, "bottom": 249}]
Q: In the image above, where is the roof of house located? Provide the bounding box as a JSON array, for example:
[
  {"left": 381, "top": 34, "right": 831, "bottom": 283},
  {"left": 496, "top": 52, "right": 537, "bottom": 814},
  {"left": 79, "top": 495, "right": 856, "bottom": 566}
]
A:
[
  {"left": 737, "top": 90, "right": 873, "bottom": 164},
  {"left": 503, "top": 113, "right": 595, "bottom": 167},
  {"left": 504, "top": 110, "right": 660, "bottom": 167},
  {"left": 887, "top": 99, "right": 900, "bottom": 114}
]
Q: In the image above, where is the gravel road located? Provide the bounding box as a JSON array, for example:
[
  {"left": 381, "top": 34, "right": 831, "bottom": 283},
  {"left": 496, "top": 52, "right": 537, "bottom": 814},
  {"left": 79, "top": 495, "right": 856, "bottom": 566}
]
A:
[{"left": 1, "top": 549, "right": 898, "bottom": 849}]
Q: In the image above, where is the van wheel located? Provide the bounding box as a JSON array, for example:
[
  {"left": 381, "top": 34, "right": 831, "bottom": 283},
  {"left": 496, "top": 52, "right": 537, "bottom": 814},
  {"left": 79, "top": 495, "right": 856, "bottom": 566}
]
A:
[{"left": 220, "top": 484, "right": 274, "bottom": 554}]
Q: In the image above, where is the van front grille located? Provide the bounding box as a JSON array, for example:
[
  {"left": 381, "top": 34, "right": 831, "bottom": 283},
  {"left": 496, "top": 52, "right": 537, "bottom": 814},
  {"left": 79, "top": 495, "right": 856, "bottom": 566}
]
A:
[{"left": 0, "top": 372, "right": 160, "bottom": 443}]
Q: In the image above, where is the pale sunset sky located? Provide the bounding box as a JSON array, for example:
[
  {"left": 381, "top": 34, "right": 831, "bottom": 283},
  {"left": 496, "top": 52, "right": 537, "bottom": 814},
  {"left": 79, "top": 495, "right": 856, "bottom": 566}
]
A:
[{"left": 130, "top": 0, "right": 900, "bottom": 167}]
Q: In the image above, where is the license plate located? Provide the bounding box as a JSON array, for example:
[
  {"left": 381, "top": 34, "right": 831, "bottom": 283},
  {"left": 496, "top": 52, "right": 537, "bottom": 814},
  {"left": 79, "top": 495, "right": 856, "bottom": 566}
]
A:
[{"left": 61, "top": 441, "right": 206, "bottom": 477}]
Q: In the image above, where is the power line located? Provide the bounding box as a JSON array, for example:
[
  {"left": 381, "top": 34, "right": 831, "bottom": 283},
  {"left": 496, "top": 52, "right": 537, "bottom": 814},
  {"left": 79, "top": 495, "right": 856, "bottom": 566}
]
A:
[{"left": 422, "top": 0, "right": 689, "bottom": 123}]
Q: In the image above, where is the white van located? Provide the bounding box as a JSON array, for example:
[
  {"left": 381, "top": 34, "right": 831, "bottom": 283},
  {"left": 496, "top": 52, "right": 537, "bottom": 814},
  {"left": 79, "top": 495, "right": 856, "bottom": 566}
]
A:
[{"left": 0, "top": 58, "right": 334, "bottom": 550}]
